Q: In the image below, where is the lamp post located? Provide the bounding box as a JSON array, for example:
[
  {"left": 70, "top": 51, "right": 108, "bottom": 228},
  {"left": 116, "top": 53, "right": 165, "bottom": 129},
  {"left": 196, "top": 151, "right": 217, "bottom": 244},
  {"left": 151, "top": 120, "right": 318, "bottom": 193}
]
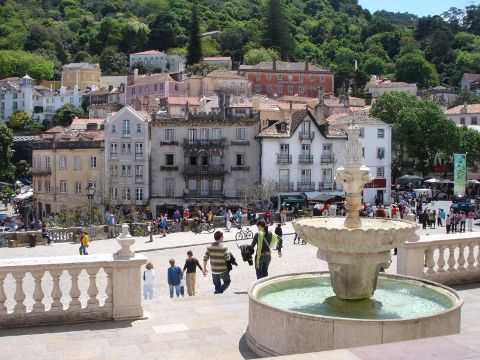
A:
[{"left": 86, "top": 184, "right": 96, "bottom": 225}]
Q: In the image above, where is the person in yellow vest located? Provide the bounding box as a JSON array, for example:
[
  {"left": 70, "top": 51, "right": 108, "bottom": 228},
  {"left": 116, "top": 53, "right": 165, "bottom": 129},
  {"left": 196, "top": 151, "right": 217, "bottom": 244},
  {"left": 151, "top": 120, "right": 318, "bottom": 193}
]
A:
[{"left": 79, "top": 231, "right": 90, "bottom": 255}]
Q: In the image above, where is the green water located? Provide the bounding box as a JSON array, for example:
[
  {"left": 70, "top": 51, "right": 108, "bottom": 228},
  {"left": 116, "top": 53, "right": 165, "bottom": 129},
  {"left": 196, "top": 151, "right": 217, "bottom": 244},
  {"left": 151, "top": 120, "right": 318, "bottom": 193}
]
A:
[{"left": 255, "top": 276, "right": 455, "bottom": 320}]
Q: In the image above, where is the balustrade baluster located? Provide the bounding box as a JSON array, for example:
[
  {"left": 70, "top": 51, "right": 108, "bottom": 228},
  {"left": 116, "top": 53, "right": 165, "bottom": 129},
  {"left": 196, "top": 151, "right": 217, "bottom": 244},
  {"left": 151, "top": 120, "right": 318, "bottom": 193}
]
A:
[
  {"left": 50, "top": 270, "right": 63, "bottom": 311},
  {"left": 0, "top": 273, "right": 7, "bottom": 315},
  {"left": 476, "top": 241, "right": 480, "bottom": 270},
  {"left": 13, "top": 272, "right": 26, "bottom": 314},
  {"left": 457, "top": 243, "right": 466, "bottom": 271},
  {"left": 104, "top": 267, "right": 113, "bottom": 307},
  {"left": 447, "top": 244, "right": 456, "bottom": 272},
  {"left": 69, "top": 268, "right": 82, "bottom": 311},
  {"left": 425, "top": 249, "right": 435, "bottom": 275},
  {"left": 87, "top": 268, "right": 99, "bottom": 308},
  {"left": 31, "top": 270, "right": 45, "bottom": 313},
  {"left": 437, "top": 247, "right": 446, "bottom": 272},
  {"left": 466, "top": 242, "right": 476, "bottom": 270}
]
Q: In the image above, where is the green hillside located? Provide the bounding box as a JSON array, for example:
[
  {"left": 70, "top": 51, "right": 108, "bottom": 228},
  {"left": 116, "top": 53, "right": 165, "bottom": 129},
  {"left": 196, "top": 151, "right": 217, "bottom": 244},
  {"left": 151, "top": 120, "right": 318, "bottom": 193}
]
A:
[{"left": 0, "top": 0, "right": 479, "bottom": 95}]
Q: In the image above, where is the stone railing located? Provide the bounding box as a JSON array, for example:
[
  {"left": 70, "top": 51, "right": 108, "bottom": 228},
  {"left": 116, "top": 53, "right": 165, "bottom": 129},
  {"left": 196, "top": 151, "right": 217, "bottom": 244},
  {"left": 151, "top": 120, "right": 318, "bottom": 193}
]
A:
[
  {"left": 0, "top": 224, "right": 147, "bottom": 328},
  {"left": 397, "top": 232, "right": 480, "bottom": 285}
]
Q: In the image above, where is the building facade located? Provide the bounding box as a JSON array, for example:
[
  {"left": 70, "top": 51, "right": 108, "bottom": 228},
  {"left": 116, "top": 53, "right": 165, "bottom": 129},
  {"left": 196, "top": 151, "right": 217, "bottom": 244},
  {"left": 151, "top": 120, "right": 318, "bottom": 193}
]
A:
[
  {"left": 149, "top": 115, "right": 261, "bottom": 217},
  {"left": 445, "top": 104, "right": 480, "bottom": 126},
  {"left": 103, "top": 106, "right": 151, "bottom": 212},
  {"left": 126, "top": 73, "right": 184, "bottom": 108},
  {"left": 203, "top": 57, "right": 233, "bottom": 70},
  {"left": 129, "top": 50, "right": 186, "bottom": 73},
  {"left": 61, "top": 63, "right": 101, "bottom": 90},
  {"left": 31, "top": 128, "right": 105, "bottom": 219},
  {"left": 239, "top": 60, "right": 334, "bottom": 98}
]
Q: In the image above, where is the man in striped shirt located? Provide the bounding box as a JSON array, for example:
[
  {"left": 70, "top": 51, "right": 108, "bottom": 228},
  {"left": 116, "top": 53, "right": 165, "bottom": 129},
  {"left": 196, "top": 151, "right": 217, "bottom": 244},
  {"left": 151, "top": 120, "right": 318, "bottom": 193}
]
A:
[{"left": 203, "top": 231, "right": 231, "bottom": 294}]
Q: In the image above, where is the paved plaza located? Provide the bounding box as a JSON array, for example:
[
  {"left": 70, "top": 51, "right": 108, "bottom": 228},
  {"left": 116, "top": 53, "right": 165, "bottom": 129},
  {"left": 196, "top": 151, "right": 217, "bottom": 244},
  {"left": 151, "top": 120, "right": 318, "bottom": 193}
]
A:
[{"left": 1, "top": 200, "right": 480, "bottom": 359}]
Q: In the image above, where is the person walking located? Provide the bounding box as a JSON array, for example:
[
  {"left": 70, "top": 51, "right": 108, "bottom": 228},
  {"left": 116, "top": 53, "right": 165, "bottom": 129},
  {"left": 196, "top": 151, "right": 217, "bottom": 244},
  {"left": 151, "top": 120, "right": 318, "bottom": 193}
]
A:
[
  {"left": 160, "top": 214, "right": 168, "bottom": 237},
  {"left": 446, "top": 213, "right": 451, "bottom": 234},
  {"left": 274, "top": 224, "right": 284, "bottom": 254},
  {"left": 183, "top": 250, "right": 203, "bottom": 296},
  {"left": 280, "top": 206, "right": 287, "bottom": 225},
  {"left": 107, "top": 214, "right": 116, "bottom": 238},
  {"left": 148, "top": 220, "right": 153, "bottom": 242},
  {"left": 437, "top": 209, "right": 444, "bottom": 227},
  {"left": 79, "top": 231, "right": 89, "bottom": 255},
  {"left": 235, "top": 208, "right": 243, "bottom": 228},
  {"left": 143, "top": 262, "right": 155, "bottom": 300},
  {"left": 251, "top": 220, "right": 281, "bottom": 279},
  {"left": 459, "top": 211, "right": 466, "bottom": 233},
  {"left": 167, "top": 259, "right": 183, "bottom": 298},
  {"left": 203, "top": 231, "right": 231, "bottom": 294},
  {"left": 467, "top": 210, "right": 475, "bottom": 231},
  {"left": 42, "top": 224, "right": 53, "bottom": 246},
  {"left": 225, "top": 209, "right": 232, "bottom": 232}
]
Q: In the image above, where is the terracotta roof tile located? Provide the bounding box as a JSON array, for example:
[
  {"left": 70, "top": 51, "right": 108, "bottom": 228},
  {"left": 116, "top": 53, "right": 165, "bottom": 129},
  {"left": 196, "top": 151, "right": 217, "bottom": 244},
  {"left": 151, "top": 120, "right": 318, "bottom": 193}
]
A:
[
  {"left": 131, "top": 50, "right": 165, "bottom": 55},
  {"left": 167, "top": 97, "right": 200, "bottom": 106},
  {"left": 240, "top": 61, "right": 331, "bottom": 73},
  {"left": 445, "top": 104, "right": 480, "bottom": 115}
]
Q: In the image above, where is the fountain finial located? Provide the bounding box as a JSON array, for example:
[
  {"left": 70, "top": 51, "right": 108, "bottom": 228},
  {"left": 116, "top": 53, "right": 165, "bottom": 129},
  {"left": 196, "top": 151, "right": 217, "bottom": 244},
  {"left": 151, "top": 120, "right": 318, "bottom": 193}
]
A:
[{"left": 335, "top": 125, "right": 374, "bottom": 229}]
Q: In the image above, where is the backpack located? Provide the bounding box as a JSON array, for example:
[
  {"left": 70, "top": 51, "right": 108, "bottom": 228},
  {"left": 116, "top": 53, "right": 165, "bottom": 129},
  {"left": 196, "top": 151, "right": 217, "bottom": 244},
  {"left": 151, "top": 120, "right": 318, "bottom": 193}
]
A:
[{"left": 269, "top": 231, "right": 278, "bottom": 249}]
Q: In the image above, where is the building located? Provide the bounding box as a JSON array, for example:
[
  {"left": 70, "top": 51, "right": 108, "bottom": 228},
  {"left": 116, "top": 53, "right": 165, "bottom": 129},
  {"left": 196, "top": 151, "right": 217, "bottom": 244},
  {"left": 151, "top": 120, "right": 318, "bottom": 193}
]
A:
[
  {"left": 367, "top": 76, "right": 417, "bottom": 99},
  {"left": 129, "top": 50, "right": 186, "bottom": 73},
  {"left": 31, "top": 127, "right": 105, "bottom": 219},
  {"left": 149, "top": 113, "right": 261, "bottom": 217},
  {"left": 69, "top": 117, "right": 104, "bottom": 131},
  {"left": 239, "top": 60, "right": 334, "bottom": 98},
  {"left": 83, "top": 85, "right": 125, "bottom": 118},
  {"left": 445, "top": 104, "right": 480, "bottom": 127},
  {"left": 203, "top": 57, "right": 233, "bottom": 70},
  {"left": 460, "top": 73, "right": 480, "bottom": 92},
  {"left": 61, "top": 63, "right": 101, "bottom": 90},
  {"left": 184, "top": 70, "right": 252, "bottom": 98},
  {"left": 104, "top": 106, "right": 151, "bottom": 213},
  {"left": 101, "top": 75, "right": 128, "bottom": 89}
]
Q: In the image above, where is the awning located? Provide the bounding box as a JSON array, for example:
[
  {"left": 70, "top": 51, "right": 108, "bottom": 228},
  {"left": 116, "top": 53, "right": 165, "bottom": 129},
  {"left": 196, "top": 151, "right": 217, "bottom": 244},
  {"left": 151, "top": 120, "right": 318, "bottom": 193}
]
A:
[
  {"left": 312, "top": 192, "right": 345, "bottom": 202},
  {"left": 280, "top": 194, "right": 305, "bottom": 203},
  {"left": 303, "top": 191, "right": 321, "bottom": 200}
]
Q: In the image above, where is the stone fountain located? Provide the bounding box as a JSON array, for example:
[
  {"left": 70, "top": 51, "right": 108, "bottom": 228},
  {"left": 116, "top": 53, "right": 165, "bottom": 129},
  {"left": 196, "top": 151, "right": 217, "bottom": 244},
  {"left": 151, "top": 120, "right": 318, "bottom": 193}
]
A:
[{"left": 246, "top": 125, "right": 462, "bottom": 357}]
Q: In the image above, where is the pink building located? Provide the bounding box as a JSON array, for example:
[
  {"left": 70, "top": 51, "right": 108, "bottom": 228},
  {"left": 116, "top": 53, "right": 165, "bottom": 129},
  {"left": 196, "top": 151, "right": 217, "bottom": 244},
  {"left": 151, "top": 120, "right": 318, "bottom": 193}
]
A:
[{"left": 126, "top": 73, "right": 184, "bottom": 107}]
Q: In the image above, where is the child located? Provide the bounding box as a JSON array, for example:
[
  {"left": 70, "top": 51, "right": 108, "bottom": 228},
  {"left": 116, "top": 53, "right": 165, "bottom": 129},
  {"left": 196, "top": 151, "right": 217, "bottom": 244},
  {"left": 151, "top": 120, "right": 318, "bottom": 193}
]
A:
[
  {"left": 180, "top": 276, "right": 185, "bottom": 297},
  {"left": 79, "top": 231, "right": 89, "bottom": 255},
  {"left": 143, "top": 262, "right": 155, "bottom": 300}
]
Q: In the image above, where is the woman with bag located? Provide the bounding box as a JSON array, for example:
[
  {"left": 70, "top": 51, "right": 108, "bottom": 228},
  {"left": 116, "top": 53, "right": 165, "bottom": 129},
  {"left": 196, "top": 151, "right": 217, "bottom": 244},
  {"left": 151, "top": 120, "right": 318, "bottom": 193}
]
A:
[
  {"left": 251, "top": 220, "right": 281, "bottom": 279},
  {"left": 79, "top": 231, "right": 90, "bottom": 255}
]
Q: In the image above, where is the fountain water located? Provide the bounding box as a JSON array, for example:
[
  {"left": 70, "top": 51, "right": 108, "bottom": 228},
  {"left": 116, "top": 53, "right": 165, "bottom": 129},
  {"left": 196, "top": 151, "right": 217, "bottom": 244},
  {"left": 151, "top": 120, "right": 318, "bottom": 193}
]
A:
[{"left": 246, "top": 125, "right": 463, "bottom": 357}]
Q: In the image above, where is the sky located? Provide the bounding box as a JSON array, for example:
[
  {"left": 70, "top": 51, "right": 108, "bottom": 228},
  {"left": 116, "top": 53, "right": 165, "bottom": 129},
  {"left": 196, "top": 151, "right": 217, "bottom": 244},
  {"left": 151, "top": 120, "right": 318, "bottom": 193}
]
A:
[{"left": 358, "top": 0, "right": 474, "bottom": 17}]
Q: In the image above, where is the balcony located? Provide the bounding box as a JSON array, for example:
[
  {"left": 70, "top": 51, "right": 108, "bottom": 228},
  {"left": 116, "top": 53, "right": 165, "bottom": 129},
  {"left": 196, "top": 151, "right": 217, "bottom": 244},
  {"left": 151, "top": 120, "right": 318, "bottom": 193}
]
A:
[
  {"left": 231, "top": 140, "right": 250, "bottom": 146},
  {"left": 160, "top": 165, "right": 179, "bottom": 171},
  {"left": 30, "top": 167, "right": 52, "bottom": 176},
  {"left": 135, "top": 176, "right": 144, "bottom": 183},
  {"left": 183, "top": 165, "right": 226, "bottom": 176},
  {"left": 160, "top": 140, "right": 179, "bottom": 146},
  {"left": 319, "top": 182, "right": 341, "bottom": 191},
  {"left": 299, "top": 131, "right": 315, "bottom": 141},
  {"left": 231, "top": 166, "right": 250, "bottom": 171},
  {"left": 185, "top": 190, "right": 224, "bottom": 198},
  {"left": 297, "top": 182, "right": 315, "bottom": 191},
  {"left": 277, "top": 154, "right": 292, "bottom": 164},
  {"left": 135, "top": 153, "right": 143, "bottom": 160},
  {"left": 298, "top": 154, "right": 313, "bottom": 164},
  {"left": 277, "top": 182, "right": 294, "bottom": 191},
  {"left": 183, "top": 138, "right": 225, "bottom": 149},
  {"left": 320, "top": 154, "right": 335, "bottom": 164}
]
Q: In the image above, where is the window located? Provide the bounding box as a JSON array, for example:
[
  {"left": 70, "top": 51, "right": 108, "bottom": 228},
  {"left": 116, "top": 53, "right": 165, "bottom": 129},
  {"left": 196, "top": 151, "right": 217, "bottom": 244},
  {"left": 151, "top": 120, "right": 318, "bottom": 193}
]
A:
[
  {"left": 472, "top": 117, "right": 478, "bottom": 125},
  {"left": 75, "top": 182, "right": 82, "bottom": 194},
  {"left": 60, "top": 180, "right": 67, "bottom": 193},
  {"left": 236, "top": 154, "right": 245, "bottom": 166},
  {"left": 310, "top": 75, "right": 314, "bottom": 81},
  {"left": 288, "top": 85, "right": 293, "bottom": 94},
  {"left": 322, "top": 169, "right": 332, "bottom": 183},
  {"left": 122, "top": 188, "right": 131, "bottom": 200},
  {"left": 123, "top": 120, "right": 131, "bottom": 136},
  {"left": 111, "top": 187, "right": 118, "bottom": 199},
  {"left": 299, "top": 85, "right": 304, "bottom": 93},
  {"left": 122, "top": 165, "right": 132, "bottom": 177},
  {"left": 211, "top": 156, "right": 221, "bottom": 166},
  {"left": 301, "top": 144, "right": 311, "bottom": 154},
  {"left": 320, "top": 75, "right": 325, "bottom": 81},
  {"left": 266, "top": 84, "right": 272, "bottom": 93},
  {"left": 111, "top": 124, "right": 116, "bottom": 133},
  {"left": 122, "top": 143, "right": 131, "bottom": 154},
  {"left": 323, "top": 144, "right": 332, "bottom": 153},
  {"left": 267, "top": 74, "right": 272, "bottom": 81},
  {"left": 45, "top": 180, "right": 51, "bottom": 193},
  {"left": 201, "top": 180, "right": 209, "bottom": 195},
  {"left": 188, "top": 129, "right": 197, "bottom": 140},
  {"left": 165, "top": 154, "right": 174, "bottom": 166},
  {"left": 288, "top": 74, "right": 293, "bottom": 81},
  {"left": 255, "top": 85, "right": 261, "bottom": 92},
  {"left": 300, "top": 169, "right": 311, "bottom": 182},
  {"left": 188, "top": 179, "right": 197, "bottom": 190},
  {"left": 135, "top": 165, "right": 143, "bottom": 181},
  {"left": 135, "top": 143, "right": 143, "bottom": 158},
  {"left": 110, "top": 143, "right": 118, "bottom": 157},
  {"left": 165, "top": 129, "right": 175, "bottom": 141},
  {"left": 90, "top": 156, "right": 97, "bottom": 168},
  {"left": 280, "top": 144, "right": 289, "bottom": 155},
  {"left": 256, "top": 73, "right": 261, "bottom": 81},
  {"left": 137, "top": 124, "right": 142, "bottom": 133},
  {"left": 377, "top": 147, "right": 385, "bottom": 159},
  {"left": 460, "top": 117, "right": 466, "bottom": 125},
  {"left": 236, "top": 128, "right": 246, "bottom": 140},
  {"left": 136, "top": 188, "right": 143, "bottom": 201},
  {"left": 59, "top": 155, "right": 67, "bottom": 170},
  {"left": 279, "top": 169, "right": 290, "bottom": 182},
  {"left": 359, "top": 128, "right": 365, "bottom": 138},
  {"left": 165, "top": 179, "right": 175, "bottom": 196},
  {"left": 278, "top": 74, "right": 282, "bottom": 80},
  {"left": 377, "top": 167, "right": 385, "bottom": 177},
  {"left": 212, "top": 128, "right": 221, "bottom": 139},
  {"left": 111, "top": 164, "right": 118, "bottom": 176},
  {"left": 199, "top": 128, "right": 209, "bottom": 140},
  {"left": 37, "top": 180, "right": 41, "bottom": 192},
  {"left": 377, "top": 129, "right": 385, "bottom": 139},
  {"left": 235, "top": 179, "right": 245, "bottom": 197},
  {"left": 212, "top": 180, "right": 222, "bottom": 191}
]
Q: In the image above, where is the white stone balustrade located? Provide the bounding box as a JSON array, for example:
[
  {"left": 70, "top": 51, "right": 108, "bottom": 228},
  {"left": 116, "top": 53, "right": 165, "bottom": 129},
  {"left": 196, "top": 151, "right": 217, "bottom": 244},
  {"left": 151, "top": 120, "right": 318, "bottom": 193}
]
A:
[
  {"left": 397, "top": 232, "right": 480, "bottom": 285},
  {"left": 0, "top": 252, "right": 146, "bottom": 328}
]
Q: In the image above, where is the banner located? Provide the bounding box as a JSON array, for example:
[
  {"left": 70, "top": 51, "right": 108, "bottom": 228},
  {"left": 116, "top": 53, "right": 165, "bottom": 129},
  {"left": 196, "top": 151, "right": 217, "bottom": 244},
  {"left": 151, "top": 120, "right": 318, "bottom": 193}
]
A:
[{"left": 454, "top": 154, "right": 466, "bottom": 196}]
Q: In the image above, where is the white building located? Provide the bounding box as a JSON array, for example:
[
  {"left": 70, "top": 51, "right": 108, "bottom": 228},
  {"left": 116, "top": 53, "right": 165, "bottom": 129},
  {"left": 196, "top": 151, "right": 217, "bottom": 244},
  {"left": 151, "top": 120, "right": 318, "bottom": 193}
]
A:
[
  {"left": 367, "top": 76, "right": 417, "bottom": 99},
  {"left": 104, "top": 106, "right": 151, "bottom": 212},
  {"left": 257, "top": 108, "right": 392, "bottom": 207},
  {"left": 203, "top": 57, "right": 233, "bottom": 70},
  {"left": 129, "top": 50, "right": 186, "bottom": 73},
  {"left": 445, "top": 104, "right": 480, "bottom": 127}
]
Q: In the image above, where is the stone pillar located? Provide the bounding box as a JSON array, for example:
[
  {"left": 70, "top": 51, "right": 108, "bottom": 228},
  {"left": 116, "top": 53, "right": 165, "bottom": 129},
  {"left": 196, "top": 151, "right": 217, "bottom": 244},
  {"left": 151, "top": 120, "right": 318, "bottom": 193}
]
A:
[{"left": 397, "top": 245, "right": 425, "bottom": 278}]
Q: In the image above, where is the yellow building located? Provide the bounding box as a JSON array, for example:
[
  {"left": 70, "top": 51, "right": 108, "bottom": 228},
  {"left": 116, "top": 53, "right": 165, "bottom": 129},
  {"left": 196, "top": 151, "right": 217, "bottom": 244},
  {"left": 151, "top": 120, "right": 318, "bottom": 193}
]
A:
[
  {"left": 31, "top": 127, "right": 105, "bottom": 219},
  {"left": 61, "top": 63, "right": 101, "bottom": 90}
]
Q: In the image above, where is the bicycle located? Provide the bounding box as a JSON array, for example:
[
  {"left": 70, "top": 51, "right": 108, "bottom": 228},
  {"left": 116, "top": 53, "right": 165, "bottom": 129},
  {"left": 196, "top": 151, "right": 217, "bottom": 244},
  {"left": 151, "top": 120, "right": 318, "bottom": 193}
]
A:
[
  {"left": 235, "top": 227, "right": 253, "bottom": 240},
  {"left": 192, "top": 220, "right": 215, "bottom": 234},
  {"left": 167, "top": 221, "right": 182, "bottom": 233}
]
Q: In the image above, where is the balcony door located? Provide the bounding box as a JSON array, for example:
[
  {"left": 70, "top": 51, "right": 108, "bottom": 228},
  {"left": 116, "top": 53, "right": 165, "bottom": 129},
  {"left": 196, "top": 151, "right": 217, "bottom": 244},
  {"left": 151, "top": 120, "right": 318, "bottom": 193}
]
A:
[
  {"left": 322, "top": 169, "right": 333, "bottom": 187},
  {"left": 279, "top": 169, "right": 290, "bottom": 183},
  {"left": 201, "top": 180, "right": 209, "bottom": 196},
  {"left": 300, "top": 169, "right": 311, "bottom": 183},
  {"left": 301, "top": 120, "right": 311, "bottom": 134},
  {"left": 301, "top": 144, "right": 310, "bottom": 155},
  {"left": 199, "top": 128, "right": 209, "bottom": 140},
  {"left": 280, "top": 144, "right": 289, "bottom": 156}
]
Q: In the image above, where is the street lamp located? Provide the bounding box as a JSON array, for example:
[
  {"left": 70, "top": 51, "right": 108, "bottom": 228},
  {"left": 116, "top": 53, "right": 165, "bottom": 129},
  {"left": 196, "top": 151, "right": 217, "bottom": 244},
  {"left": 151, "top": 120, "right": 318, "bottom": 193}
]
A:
[{"left": 86, "top": 183, "right": 96, "bottom": 225}]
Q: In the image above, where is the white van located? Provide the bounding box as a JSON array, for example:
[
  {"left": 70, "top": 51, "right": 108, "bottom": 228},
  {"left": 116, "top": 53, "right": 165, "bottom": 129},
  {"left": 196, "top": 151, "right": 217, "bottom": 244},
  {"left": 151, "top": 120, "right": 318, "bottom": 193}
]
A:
[{"left": 413, "top": 188, "right": 432, "bottom": 200}]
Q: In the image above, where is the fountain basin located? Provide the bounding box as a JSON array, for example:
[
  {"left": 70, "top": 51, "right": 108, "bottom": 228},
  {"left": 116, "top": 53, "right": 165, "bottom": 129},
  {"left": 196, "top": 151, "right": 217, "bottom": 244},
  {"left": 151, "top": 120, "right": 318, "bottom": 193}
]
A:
[{"left": 247, "top": 272, "right": 462, "bottom": 357}]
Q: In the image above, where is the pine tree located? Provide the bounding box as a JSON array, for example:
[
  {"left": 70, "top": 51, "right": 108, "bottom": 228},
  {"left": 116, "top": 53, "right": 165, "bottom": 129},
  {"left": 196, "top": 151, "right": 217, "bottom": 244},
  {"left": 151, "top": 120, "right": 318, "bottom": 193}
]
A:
[
  {"left": 263, "top": 0, "right": 293, "bottom": 60},
  {"left": 187, "top": 1, "right": 202, "bottom": 65}
]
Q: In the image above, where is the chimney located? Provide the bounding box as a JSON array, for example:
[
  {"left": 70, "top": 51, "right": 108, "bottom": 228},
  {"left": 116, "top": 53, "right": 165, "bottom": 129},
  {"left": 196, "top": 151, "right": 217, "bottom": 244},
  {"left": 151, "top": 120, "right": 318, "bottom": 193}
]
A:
[
  {"left": 272, "top": 58, "right": 277, "bottom": 71},
  {"left": 304, "top": 57, "right": 309, "bottom": 72},
  {"left": 318, "top": 87, "right": 324, "bottom": 105}
]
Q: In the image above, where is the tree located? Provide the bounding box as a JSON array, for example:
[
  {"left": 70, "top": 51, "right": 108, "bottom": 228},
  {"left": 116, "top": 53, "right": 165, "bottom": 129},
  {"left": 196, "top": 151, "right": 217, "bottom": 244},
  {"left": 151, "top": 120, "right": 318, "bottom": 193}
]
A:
[
  {"left": 449, "top": 92, "right": 480, "bottom": 108},
  {"left": 0, "top": 123, "right": 15, "bottom": 181},
  {"left": 148, "top": 13, "right": 178, "bottom": 51},
  {"left": 362, "top": 56, "right": 386, "bottom": 75},
  {"left": 187, "top": 1, "right": 202, "bottom": 65},
  {"left": 244, "top": 180, "right": 279, "bottom": 208},
  {"left": 99, "top": 46, "right": 128, "bottom": 75},
  {"left": 15, "top": 160, "right": 30, "bottom": 179},
  {"left": 7, "top": 112, "right": 43, "bottom": 133},
  {"left": 394, "top": 52, "right": 439, "bottom": 87},
  {"left": 263, "top": 0, "right": 293, "bottom": 60},
  {"left": 243, "top": 48, "right": 280, "bottom": 65},
  {"left": 53, "top": 104, "right": 85, "bottom": 127},
  {"left": 0, "top": 50, "right": 54, "bottom": 81},
  {"left": 455, "top": 126, "right": 480, "bottom": 168}
]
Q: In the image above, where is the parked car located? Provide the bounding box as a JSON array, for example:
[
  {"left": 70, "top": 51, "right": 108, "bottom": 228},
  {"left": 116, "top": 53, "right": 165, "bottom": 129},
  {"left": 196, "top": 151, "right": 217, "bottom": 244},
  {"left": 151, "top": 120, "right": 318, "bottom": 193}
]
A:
[
  {"left": 450, "top": 203, "right": 476, "bottom": 213},
  {"left": 0, "top": 226, "right": 12, "bottom": 232}
]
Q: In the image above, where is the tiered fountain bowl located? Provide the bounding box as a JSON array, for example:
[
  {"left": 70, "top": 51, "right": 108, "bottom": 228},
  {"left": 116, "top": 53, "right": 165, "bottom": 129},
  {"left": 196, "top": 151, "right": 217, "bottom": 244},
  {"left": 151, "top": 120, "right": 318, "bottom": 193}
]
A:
[{"left": 246, "top": 126, "right": 463, "bottom": 357}]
